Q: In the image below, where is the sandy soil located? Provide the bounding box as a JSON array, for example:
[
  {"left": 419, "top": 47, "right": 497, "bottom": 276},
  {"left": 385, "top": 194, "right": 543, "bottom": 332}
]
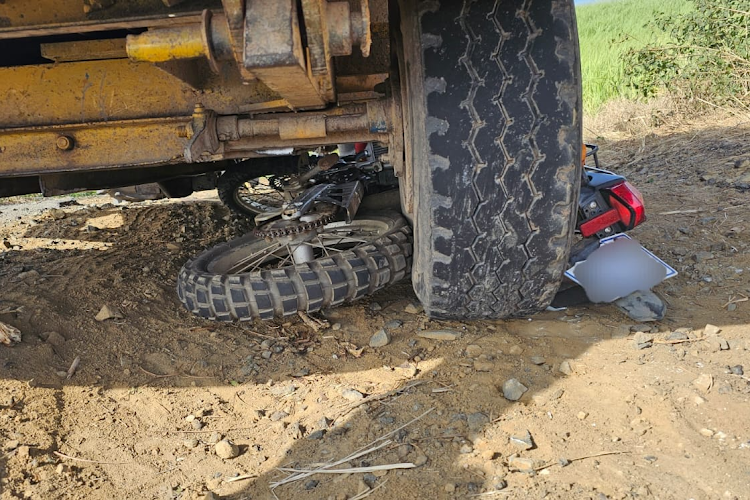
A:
[{"left": 1, "top": 114, "right": 749, "bottom": 500}]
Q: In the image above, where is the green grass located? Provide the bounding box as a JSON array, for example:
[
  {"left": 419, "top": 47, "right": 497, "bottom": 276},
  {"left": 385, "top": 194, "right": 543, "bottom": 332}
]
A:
[{"left": 577, "top": 0, "right": 693, "bottom": 113}]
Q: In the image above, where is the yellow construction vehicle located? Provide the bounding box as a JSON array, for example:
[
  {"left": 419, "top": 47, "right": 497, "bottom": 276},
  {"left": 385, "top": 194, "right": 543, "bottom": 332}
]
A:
[{"left": 0, "top": 1, "right": 584, "bottom": 321}]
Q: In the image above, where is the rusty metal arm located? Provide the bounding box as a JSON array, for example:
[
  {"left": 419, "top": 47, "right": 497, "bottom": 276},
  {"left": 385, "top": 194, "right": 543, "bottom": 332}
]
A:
[{"left": 0, "top": 100, "right": 393, "bottom": 176}]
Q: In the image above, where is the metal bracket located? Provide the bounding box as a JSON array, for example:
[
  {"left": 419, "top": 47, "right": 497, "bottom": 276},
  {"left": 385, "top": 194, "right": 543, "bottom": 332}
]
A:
[
  {"left": 185, "top": 103, "right": 220, "bottom": 162},
  {"left": 281, "top": 183, "right": 333, "bottom": 220},
  {"left": 317, "top": 181, "right": 364, "bottom": 223}
]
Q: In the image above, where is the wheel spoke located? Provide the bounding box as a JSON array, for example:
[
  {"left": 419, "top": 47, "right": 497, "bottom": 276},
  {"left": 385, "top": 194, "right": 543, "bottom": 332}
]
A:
[
  {"left": 249, "top": 247, "right": 289, "bottom": 273},
  {"left": 228, "top": 241, "right": 284, "bottom": 274},
  {"left": 318, "top": 234, "right": 371, "bottom": 245},
  {"left": 308, "top": 240, "right": 343, "bottom": 254},
  {"left": 223, "top": 220, "right": 388, "bottom": 274}
]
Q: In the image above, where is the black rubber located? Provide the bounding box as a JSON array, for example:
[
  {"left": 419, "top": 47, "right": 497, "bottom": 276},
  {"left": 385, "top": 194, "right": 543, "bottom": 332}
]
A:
[
  {"left": 177, "top": 213, "right": 413, "bottom": 321},
  {"left": 217, "top": 157, "right": 300, "bottom": 217},
  {"left": 398, "top": 0, "right": 583, "bottom": 319}
]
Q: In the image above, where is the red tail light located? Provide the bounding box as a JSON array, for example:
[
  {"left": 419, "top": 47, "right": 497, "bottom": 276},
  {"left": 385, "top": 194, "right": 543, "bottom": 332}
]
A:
[
  {"left": 608, "top": 181, "right": 646, "bottom": 230},
  {"left": 579, "top": 209, "right": 621, "bottom": 237}
]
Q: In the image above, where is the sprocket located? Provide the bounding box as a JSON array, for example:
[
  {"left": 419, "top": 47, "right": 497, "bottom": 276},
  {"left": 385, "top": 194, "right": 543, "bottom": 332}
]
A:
[{"left": 253, "top": 203, "right": 338, "bottom": 238}]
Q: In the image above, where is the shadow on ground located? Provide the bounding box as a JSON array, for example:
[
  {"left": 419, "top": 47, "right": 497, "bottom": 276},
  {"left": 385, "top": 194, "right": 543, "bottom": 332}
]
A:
[{"left": 1, "top": 123, "right": 750, "bottom": 498}]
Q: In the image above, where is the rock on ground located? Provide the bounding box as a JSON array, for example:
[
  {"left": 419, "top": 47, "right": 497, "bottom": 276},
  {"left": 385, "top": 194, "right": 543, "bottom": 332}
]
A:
[
  {"left": 502, "top": 379, "right": 528, "bottom": 401},
  {"left": 214, "top": 440, "right": 239, "bottom": 459}
]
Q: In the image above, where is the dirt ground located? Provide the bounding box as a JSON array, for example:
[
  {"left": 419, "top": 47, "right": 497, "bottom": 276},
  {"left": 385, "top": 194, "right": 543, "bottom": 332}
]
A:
[{"left": 1, "top": 113, "right": 749, "bottom": 500}]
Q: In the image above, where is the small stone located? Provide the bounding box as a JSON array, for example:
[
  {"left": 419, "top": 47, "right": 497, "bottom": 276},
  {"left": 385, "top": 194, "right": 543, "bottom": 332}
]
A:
[
  {"left": 261, "top": 350, "right": 273, "bottom": 359},
  {"left": 444, "top": 483, "right": 456, "bottom": 493},
  {"left": 341, "top": 388, "right": 364, "bottom": 401},
  {"left": 15, "top": 269, "right": 40, "bottom": 282},
  {"left": 393, "top": 362, "right": 418, "bottom": 378},
  {"left": 214, "top": 440, "right": 239, "bottom": 459},
  {"left": 465, "top": 345, "right": 483, "bottom": 358},
  {"left": 369, "top": 302, "right": 382, "bottom": 311},
  {"left": 667, "top": 331, "right": 689, "bottom": 341},
  {"left": 413, "top": 453, "right": 428, "bottom": 466},
  {"left": 730, "top": 365, "right": 744, "bottom": 375},
  {"left": 384, "top": 319, "right": 403, "bottom": 329},
  {"left": 417, "top": 330, "right": 461, "bottom": 341},
  {"left": 207, "top": 432, "right": 222, "bottom": 445},
  {"left": 693, "top": 251, "right": 714, "bottom": 263},
  {"left": 492, "top": 478, "right": 508, "bottom": 490},
  {"left": 43, "top": 331, "right": 66, "bottom": 346},
  {"left": 633, "top": 331, "right": 654, "bottom": 350},
  {"left": 467, "top": 412, "right": 489, "bottom": 432},
  {"left": 728, "top": 303, "right": 737, "bottom": 312},
  {"left": 56, "top": 464, "right": 71, "bottom": 475},
  {"left": 260, "top": 339, "right": 274, "bottom": 349},
  {"left": 397, "top": 444, "right": 413, "bottom": 459},
  {"left": 615, "top": 290, "right": 666, "bottom": 322},
  {"left": 699, "top": 428, "right": 715, "bottom": 437},
  {"left": 95, "top": 304, "right": 124, "bottom": 322},
  {"left": 510, "top": 431, "right": 534, "bottom": 450},
  {"left": 559, "top": 360, "right": 573, "bottom": 375},
  {"left": 287, "top": 421, "right": 303, "bottom": 439},
  {"left": 672, "top": 246, "right": 688, "bottom": 255},
  {"left": 459, "top": 443, "right": 474, "bottom": 454},
  {"left": 304, "top": 480, "right": 319, "bottom": 490},
  {"left": 269, "top": 411, "right": 289, "bottom": 422},
  {"left": 379, "top": 415, "right": 395, "bottom": 425},
  {"left": 273, "top": 345, "right": 285, "bottom": 354},
  {"left": 704, "top": 324, "right": 721, "bottom": 336},
  {"left": 508, "top": 456, "right": 535, "bottom": 472},
  {"left": 191, "top": 419, "right": 204, "bottom": 430},
  {"left": 369, "top": 329, "right": 391, "bottom": 348},
  {"left": 183, "top": 438, "right": 199, "bottom": 449},
  {"left": 49, "top": 208, "right": 66, "bottom": 220},
  {"left": 5, "top": 440, "right": 19, "bottom": 451},
  {"left": 530, "top": 356, "right": 546, "bottom": 365},
  {"left": 719, "top": 339, "right": 730, "bottom": 350},
  {"left": 692, "top": 373, "right": 714, "bottom": 392},
  {"left": 16, "top": 446, "right": 30, "bottom": 459},
  {"left": 331, "top": 323, "right": 342, "bottom": 331},
  {"left": 509, "top": 345, "right": 524, "bottom": 355},
  {"left": 694, "top": 396, "right": 706, "bottom": 405},
  {"left": 203, "top": 493, "right": 219, "bottom": 500},
  {"left": 404, "top": 302, "right": 423, "bottom": 314},
  {"left": 307, "top": 430, "right": 326, "bottom": 440},
  {"left": 474, "top": 360, "right": 493, "bottom": 372},
  {"left": 577, "top": 411, "right": 589, "bottom": 420},
  {"left": 502, "top": 379, "right": 528, "bottom": 401},
  {"left": 270, "top": 384, "right": 296, "bottom": 397}
]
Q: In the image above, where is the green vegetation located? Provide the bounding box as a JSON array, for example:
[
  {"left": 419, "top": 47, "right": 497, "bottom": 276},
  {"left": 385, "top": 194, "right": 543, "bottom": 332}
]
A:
[
  {"left": 576, "top": 0, "right": 692, "bottom": 113},
  {"left": 624, "top": 0, "right": 750, "bottom": 111}
]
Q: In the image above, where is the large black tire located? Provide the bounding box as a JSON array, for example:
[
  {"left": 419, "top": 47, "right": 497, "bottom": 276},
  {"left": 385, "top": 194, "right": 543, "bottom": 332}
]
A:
[
  {"left": 177, "top": 212, "right": 412, "bottom": 321},
  {"left": 217, "top": 157, "right": 300, "bottom": 217},
  {"left": 398, "top": 0, "right": 583, "bottom": 319}
]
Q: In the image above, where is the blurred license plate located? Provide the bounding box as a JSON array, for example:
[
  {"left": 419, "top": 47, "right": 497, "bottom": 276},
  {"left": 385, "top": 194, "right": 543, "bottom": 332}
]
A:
[{"left": 565, "top": 233, "right": 677, "bottom": 286}]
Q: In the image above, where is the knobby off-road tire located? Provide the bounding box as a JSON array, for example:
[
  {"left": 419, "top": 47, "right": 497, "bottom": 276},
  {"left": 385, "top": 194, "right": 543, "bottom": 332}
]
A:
[
  {"left": 217, "top": 157, "right": 300, "bottom": 217},
  {"left": 177, "top": 213, "right": 412, "bottom": 321},
  {"left": 399, "top": 0, "right": 583, "bottom": 319}
]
